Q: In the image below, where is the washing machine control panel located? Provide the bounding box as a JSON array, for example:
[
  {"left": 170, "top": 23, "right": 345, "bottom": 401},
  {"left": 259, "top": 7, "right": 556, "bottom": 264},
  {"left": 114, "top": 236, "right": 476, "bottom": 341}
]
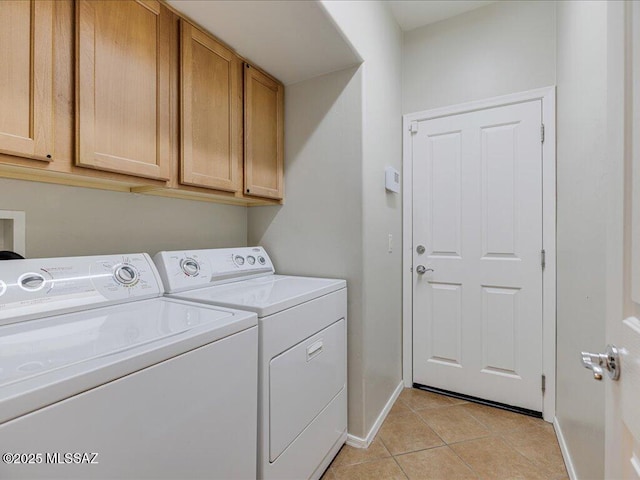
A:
[
  {"left": 0, "top": 253, "right": 163, "bottom": 326},
  {"left": 154, "top": 246, "right": 275, "bottom": 294}
]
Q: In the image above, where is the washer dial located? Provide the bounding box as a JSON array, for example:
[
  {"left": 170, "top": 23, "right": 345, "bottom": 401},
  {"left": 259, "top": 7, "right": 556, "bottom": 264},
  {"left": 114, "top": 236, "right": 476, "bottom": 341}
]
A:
[
  {"left": 234, "top": 255, "right": 245, "bottom": 266},
  {"left": 258, "top": 256, "right": 266, "bottom": 265},
  {"left": 180, "top": 258, "right": 200, "bottom": 277},
  {"left": 113, "top": 264, "right": 139, "bottom": 286},
  {"left": 19, "top": 272, "right": 46, "bottom": 292},
  {"left": 246, "top": 255, "right": 256, "bottom": 265},
  {"left": 0, "top": 280, "right": 6, "bottom": 297}
]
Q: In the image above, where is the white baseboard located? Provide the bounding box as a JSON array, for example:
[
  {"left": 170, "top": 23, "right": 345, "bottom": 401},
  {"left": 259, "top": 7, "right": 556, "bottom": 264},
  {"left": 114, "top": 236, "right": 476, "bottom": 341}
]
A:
[
  {"left": 346, "top": 380, "right": 404, "bottom": 449},
  {"left": 554, "top": 417, "right": 577, "bottom": 480}
]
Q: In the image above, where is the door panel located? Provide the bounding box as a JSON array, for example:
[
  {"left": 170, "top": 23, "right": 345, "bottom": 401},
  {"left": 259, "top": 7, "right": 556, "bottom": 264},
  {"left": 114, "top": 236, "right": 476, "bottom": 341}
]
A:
[
  {"left": 180, "top": 20, "right": 241, "bottom": 192},
  {"left": 413, "top": 100, "right": 543, "bottom": 411},
  {"left": 428, "top": 282, "right": 462, "bottom": 366},
  {"left": 428, "top": 132, "right": 462, "bottom": 257},
  {"left": 76, "top": 0, "right": 171, "bottom": 180},
  {"left": 244, "top": 65, "right": 284, "bottom": 200},
  {"left": 0, "top": 0, "right": 53, "bottom": 161}
]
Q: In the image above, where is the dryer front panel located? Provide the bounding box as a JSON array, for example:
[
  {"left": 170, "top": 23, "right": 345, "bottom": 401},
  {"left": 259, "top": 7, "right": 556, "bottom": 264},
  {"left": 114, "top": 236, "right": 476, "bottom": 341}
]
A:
[{"left": 269, "top": 318, "right": 346, "bottom": 462}]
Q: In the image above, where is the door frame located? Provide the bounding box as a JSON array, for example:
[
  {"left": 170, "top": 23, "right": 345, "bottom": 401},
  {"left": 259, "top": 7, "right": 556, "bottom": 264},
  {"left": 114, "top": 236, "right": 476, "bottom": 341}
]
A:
[{"left": 402, "top": 86, "right": 557, "bottom": 421}]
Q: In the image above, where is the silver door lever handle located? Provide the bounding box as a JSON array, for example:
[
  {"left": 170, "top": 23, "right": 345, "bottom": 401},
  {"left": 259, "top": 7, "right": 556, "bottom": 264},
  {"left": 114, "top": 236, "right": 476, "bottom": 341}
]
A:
[
  {"left": 581, "top": 345, "right": 620, "bottom": 381},
  {"left": 416, "top": 265, "right": 434, "bottom": 275}
]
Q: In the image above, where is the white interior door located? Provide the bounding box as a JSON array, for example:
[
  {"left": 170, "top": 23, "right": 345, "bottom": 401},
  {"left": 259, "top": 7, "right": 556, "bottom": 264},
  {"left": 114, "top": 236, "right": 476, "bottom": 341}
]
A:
[
  {"left": 412, "top": 100, "right": 544, "bottom": 412},
  {"left": 604, "top": 2, "right": 640, "bottom": 477}
]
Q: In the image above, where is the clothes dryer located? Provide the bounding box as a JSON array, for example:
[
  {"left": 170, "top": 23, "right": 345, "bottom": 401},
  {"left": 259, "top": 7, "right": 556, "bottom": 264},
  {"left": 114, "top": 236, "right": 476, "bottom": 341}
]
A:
[{"left": 154, "top": 247, "right": 347, "bottom": 480}]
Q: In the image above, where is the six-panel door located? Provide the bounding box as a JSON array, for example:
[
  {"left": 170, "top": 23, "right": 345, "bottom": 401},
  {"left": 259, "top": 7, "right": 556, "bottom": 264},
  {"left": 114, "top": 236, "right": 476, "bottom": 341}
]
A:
[{"left": 412, "top": 100, "right": 544, "bottom": 412}]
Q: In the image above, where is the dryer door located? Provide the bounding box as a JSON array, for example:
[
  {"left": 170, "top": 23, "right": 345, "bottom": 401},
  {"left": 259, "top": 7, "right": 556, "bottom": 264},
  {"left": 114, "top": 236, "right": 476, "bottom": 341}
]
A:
[{"left": 269, "top": 318, "right": 346, "bottom": 462}]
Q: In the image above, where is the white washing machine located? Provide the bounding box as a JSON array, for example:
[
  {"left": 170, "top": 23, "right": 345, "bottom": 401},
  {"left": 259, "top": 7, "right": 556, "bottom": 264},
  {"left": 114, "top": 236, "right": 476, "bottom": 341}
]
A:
[
  {"left": 154, "top": 247, "right": 347, "bottom": 480},
  {"left": 0, "top": 253, "right": 258, "bottom": 480}
]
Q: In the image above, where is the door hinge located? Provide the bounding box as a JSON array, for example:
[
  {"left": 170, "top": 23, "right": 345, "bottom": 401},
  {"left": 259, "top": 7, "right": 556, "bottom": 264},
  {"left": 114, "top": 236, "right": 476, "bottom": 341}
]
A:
[
  {"left": 541, "top": 249, "right": 546, "bottom": 270},
  {"left": 410, "top": 121, "right": 418, "bottom": 134},
  {"left": 541, "top": 123, "right": 545, "bottom": 143},
  {"left": 542, "top": 374, "right": 546, "bottom": 393}
]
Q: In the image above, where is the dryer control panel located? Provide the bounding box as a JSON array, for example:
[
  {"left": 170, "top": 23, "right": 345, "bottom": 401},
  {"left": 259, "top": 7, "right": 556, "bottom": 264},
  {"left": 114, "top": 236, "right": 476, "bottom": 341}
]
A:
[
  {"left": 154, "top": 247, "right": 275, "bottom": 294},
  {"left": 0, "top": 254, "right": 163, "bottom": 326}
]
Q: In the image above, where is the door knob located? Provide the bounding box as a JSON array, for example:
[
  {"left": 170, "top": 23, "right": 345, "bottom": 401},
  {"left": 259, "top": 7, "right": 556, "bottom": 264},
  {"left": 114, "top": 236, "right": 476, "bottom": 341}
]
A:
[
  {"left": 581, "top": 344, "right": 620, "bottom": 381},
  {"left": 416, "top": 265, "right": 434, "bottom": 275}
]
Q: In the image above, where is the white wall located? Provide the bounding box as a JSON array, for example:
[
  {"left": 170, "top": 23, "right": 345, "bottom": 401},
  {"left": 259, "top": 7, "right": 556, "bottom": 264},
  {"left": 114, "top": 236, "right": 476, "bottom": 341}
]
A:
[
  {"left": 250, "top": 0, "right": 403, "bottom": 440},
  {"left": 555, "top": 2, "right": 607, "bottom": 478},
  {"left": 320, "top": 0, "right": 403, "bottom": 439},
  {"left": 248, "top": 65, "right": 366, "bottom": 434},
  {"left": 0, "top": 179, "right": 247, "bottom": 258},
  {"left": 402, "top": 0, "right": 556, "bottom": 113}
]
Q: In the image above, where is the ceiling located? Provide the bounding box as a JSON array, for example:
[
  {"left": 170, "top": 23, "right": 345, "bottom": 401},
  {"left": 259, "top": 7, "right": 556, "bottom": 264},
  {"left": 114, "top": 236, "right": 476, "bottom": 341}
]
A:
[
  {"left": 167, "top": 0, "right": 361, "bottom": 86},
  {"left": 386, "top": 0, "right": 496, "bottom": 31}
]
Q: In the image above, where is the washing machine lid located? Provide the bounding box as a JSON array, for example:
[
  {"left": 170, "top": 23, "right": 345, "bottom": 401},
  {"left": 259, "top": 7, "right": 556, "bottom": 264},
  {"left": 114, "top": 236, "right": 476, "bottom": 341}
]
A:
[
  {"left": 170, "top": 275, "right": 346, "bottom": 318},
  {"left": 0, "top": 297, "right": 256, "bottom": 424}
]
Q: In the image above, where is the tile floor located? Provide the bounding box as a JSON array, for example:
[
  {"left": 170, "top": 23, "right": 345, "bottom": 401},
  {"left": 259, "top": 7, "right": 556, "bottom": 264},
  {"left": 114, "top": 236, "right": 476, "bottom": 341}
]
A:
[{"left": 321, "top": 388, "right": 569, "bottom": 480}]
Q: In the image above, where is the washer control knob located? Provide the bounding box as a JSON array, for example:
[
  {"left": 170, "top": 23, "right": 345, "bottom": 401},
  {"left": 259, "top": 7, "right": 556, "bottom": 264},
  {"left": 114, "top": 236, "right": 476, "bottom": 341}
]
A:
[
  {"left": 234, "top": 255, "right": 245, "bottom": 266},
  {"left": 114, "top": 264, "right": 138, "bottom": 286},
  {"left": 258, "top": 256, "right": 266, "bottom": 265},
  {"left": 180, "top": 258, "right": 200, "bottom": 277},
  {"left": 0, "top": 280, "right": 7, "bottom": 297},
  {"left": 19, "top": 273, "right": 46, "bottom": 291},
  {"left": 247, "top": 255, "right": 256, "bottom": 265}
]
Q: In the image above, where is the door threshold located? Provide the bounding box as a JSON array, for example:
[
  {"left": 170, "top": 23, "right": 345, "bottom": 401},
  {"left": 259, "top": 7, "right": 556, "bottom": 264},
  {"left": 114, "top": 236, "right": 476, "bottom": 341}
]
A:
[{"left": 413, "top": 383, "right": 542, "bottom": 419}]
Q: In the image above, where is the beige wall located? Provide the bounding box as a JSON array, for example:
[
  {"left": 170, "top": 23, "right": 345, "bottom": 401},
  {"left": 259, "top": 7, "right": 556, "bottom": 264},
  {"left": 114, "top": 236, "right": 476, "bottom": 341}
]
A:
[
  {"left": 251, "top": 0, "right": 404, "bottom": 440},
  {"left": 555, "top": 2, "right": 607, "bottom": 478},
  {"left": 320, "top": 0, "right": 403, "bottom": 439},
  {"left": 402, "top": 0, "right": 556, "bottom": 114},
  {"left": 0, "top": 178, "right": 247, "bottom": 258},
  {"left": 248, "top": 65, "right": 365, "bottom": 435}
]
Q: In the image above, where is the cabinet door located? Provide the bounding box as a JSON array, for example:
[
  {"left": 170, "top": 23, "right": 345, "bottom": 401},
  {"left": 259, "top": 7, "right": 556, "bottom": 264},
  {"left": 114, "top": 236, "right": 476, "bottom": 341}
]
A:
[
  {"left": 76, "top": 0, "right": 171, "bottom": 180},
  {"left": 180, "top": 21, "right": 241, "bottom": 193},
  {"left": 0, "top": 1, "right": 53, "bottom": 161},
  {"left": 244, "top": 65, "right": 284, "bottom": 200}
]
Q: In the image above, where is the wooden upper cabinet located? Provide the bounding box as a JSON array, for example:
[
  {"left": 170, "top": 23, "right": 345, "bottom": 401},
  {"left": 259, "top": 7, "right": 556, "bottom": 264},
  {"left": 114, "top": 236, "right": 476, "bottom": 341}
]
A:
[
  {"left": 180, "top": 20, "right": 242, "bottom": 193},
  {"left": 244, "top": 64, "right": 284, "bottom": 200},
  {"left": 0, "top": 1, "right": 54, "bottom": 162},
  {"left": 76, "top": 0, "right": 171, "bottom": 181}
]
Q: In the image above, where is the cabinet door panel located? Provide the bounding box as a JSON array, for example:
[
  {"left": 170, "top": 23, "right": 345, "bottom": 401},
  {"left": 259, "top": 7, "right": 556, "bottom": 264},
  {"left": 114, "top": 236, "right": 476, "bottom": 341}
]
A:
[
  {"left": 0, "top": 0, "right": 53, "bottom": 161},
  {"left": 180, "top": 21, "right": 241, "bottom": 192},
  {"left": 244, "top": 65, "right": 284, "bottom": 200},
  {"left": 77, "top": 0, "right": 170, "bottom": 180}
]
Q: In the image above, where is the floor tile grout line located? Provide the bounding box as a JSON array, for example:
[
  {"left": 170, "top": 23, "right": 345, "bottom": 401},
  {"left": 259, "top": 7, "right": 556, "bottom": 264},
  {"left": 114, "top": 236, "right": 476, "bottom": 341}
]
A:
[
  {"left": 416, "top": 406, "right": 494, "bottom": 446},
  {"left": 446, "top": 442, "right": 484, "bottom": 479},
  {"left": 390, "top": 454, "right": 410, "bottom": 479},
  {"left": 339, "top": 389, "right": 567, "bottom": 479},
  {"left": 494, "top": 428, "right": 569, "bottom": 477},
  {"left": 408, "top": 389, "right": 563, "bottom": 476}
]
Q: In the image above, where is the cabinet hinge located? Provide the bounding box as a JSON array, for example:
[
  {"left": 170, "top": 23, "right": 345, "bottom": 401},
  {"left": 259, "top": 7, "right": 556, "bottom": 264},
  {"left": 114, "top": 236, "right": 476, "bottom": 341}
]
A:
[
  {"left": 541, "top": 249, "right": 546, "bottom": 270},
  {"left": 541, "top": 123, "right": 545, "bottom": 143},
  {"left": 542, "top": 374, "right": 546, "bottom": 393},
  {"left": 410, "top": 121, "right": 419, "bottom": 134}
]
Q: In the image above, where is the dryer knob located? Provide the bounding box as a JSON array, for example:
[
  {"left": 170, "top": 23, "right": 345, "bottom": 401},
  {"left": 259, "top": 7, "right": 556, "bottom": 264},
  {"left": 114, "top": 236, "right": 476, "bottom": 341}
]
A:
[{"left": 181, "top": 258, "right": 200, "bottom": 277}]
